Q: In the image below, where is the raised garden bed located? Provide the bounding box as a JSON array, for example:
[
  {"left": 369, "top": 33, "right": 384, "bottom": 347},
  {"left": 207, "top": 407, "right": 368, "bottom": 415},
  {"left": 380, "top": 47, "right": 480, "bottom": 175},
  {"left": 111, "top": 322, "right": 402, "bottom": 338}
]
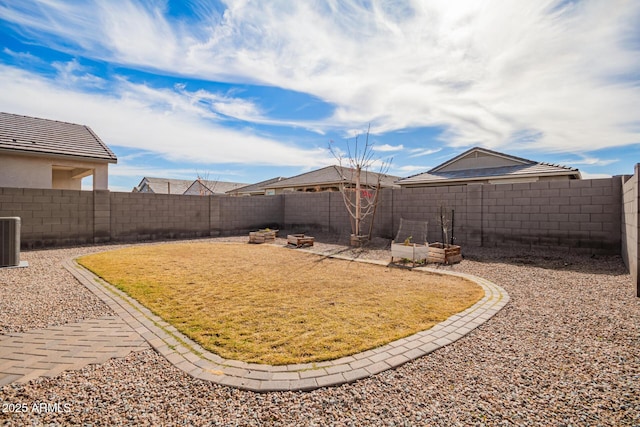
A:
[
  {"left": 249, "top": 229, "right": 278, "bottom": 244},
  {"left": 391, "top": 242, "right": 429, "bottom": 267},
  {"left": 428, "top": 243, "right": 462, "bottom": 264},
  {"left": 287, "top": 234, "right": 314, "bottom": 247}
]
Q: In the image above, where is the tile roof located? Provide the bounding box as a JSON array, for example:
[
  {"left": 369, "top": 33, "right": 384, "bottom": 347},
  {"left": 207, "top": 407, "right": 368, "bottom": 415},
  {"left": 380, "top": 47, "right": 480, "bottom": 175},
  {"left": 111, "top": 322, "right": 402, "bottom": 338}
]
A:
[
  {"left": 135, "top": 177, "right": 249, "bottom": 195},
  {"left": 397, "top": 147, "right": 580, "bottom": 185},
  {"left": 186, "top": 179, "right": 249, "bottom": 195},
  {"left": 267, "top": 165, "right": 400, "bottom": 189},
  {"left": 428, "top": 146, "right": 534, "bottom": 173},
  {"left": 398, "top": 163, "right": 581, "bottom": 185},
  {"left": 136, "top": 178, "right": 193, "bottom": 194},
  {"left": 0, "top": 112, "right": 117, "bottom": 162},
  {"left": 226, "top": 177, "right": 288, "bottom": 194}
]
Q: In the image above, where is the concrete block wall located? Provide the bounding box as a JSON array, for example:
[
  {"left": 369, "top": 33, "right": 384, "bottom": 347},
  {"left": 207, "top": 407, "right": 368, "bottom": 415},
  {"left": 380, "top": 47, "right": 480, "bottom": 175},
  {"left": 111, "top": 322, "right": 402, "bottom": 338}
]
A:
[
  {"left": 327, "top": 192, "right": 354, "bottom": 236},
  {"left": 0, "top": 176, "right": 631, "bottom": 261},
  {"left": 280, "top": 191, "right": 391, "bottom": 238},
  {"left": 94, "top": 190, "right": 110, "bottom": 243},
  {"left": 283, "top": 192, "right": 333, "bottom": 232},
  {"left": 621, "top": 164, "right": 639, "bottom": 296},
  {"left": 0, "top": 187, "right": 94, "bottom": 247},
  {"left": 481, "top": 179, "right": 621, "bottom": 253},
  {"left": 391, "top": 186, "right": 468, "bottom": 244},
  {"left": 217, "top": 195, "right": 283, "bottom": 235},
  {"left": 110, "top": 192, "right": 210, "bottom": 241},
  {"left": 370, "top": 188, "right": 394, "bottom": 239},
  {"left": 465, "top": 184, "right": 483, "bottom": 246}
]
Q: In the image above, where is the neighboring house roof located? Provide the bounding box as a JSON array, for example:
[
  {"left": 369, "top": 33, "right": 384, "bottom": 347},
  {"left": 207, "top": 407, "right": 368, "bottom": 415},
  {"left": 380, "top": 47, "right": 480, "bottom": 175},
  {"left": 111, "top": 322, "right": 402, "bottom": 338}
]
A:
[
  {"left": 0, "top": 112, "right": 117, "bottom": 163},
  {"left": 397, "top": 147, "right": 581, "bottom": 186},
  {"left": 134, "top": 177, "right": 248, "bottom": 195},
  {"left": 267, "top": 165, "right": 400, "bottom": 190},
  {"left": 134, "top": 177, "right": 193, "bottom": 194},
  {"left": 184, "top": 179, "right": 249, "bottom": 195},
  {"left": 226, "top": 177, "right": 288, "bottom": 195}
]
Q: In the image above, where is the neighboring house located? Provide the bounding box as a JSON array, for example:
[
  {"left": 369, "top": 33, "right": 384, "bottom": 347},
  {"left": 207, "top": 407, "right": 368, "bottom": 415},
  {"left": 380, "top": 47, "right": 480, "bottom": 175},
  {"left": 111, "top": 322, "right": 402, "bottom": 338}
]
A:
[
  {"left": 184, "top": 179, "right": 248, "bottom": 195},
  {"left": 226, "top": 177, "right": 288, "bottom": 196},
  {"left": 133, "top": 177, "right": 248, "bottom": 195},
  {"left": 396, "top": 147, "right": 581, "bottom": 188},
  {"left": 133, "top": 177, "right": 194, "bottom": 194},
  {"left": 264, "top": 165, "right": 400, "bottom": 194},
  {"left": 0, "top": 112, "right": 117, "bottom": 190}
]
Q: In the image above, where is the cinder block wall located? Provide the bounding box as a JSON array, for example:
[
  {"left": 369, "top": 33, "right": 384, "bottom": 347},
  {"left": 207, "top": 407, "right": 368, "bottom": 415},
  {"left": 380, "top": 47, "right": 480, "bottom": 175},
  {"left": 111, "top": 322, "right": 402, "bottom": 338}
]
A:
[
  {"left": 283, "top": 192, "right": 332, "bottom": 232},
  {"left": 217, "top": 195, "right": 283, "bottom": 235},
  {"left": 312, "top": 179, "right": 621, "bottom": 253},
  {"left": 0, "top": 177, "right": 629, "bottom": 257},
  {"left": 0, "top": 187, "right": 93, "bottom": 247},
  {"left": 280, "top": 191, "right": 393, "bottom": 238},
  {"left": 480, "top": 179, "right": 621, "bottom": 252},
  {"left": 390, "top": 186, "right": 468, "bottom": 244},
  {"left": 621, "top": 164, "right": 639, "bottom": 296},
  {"left": 370, "top": 188, "right": 394, "bottom": 239},
  {"left": 110, "top": 192, "right": 210, "bottom": 241}
]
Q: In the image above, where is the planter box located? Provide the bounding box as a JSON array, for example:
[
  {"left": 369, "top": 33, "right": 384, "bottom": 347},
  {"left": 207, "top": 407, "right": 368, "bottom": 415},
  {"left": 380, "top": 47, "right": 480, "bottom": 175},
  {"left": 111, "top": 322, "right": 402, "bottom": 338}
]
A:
[
  {"left": 428, "top": 243, "right": 462, "bottom": 264},
  {"left": 391, "top": 242, "right": 429, "bottom": 266},
  {"left": 287, "top": 234, "right": 315, "bottom": 247},
  {"left": 249, "top": 229, "right": 278, "bottom": 244}
]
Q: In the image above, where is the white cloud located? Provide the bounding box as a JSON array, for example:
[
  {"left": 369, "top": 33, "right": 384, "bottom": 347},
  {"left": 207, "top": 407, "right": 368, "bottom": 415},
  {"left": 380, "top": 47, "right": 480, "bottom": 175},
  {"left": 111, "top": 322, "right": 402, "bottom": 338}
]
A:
[
  {"left": 409, "top": 148, "right": 442, "bottom": 158},
  {"left": 109, "top": 164, "right": 196, "bottom": 179},
  {"left": 390, "top": 165, "right": 431, "bottom": 177},
  {"left": 0, "top": 65, "right": 333, "bottom": 168},
  {"left": 3, "top": 48, "right": 42, "bottom": 64},
  {"left": 2, "top": 0, "right": 639, "bottom": 156},
  {"left": 373, "top": 144, "right": 404, "bottom": 152},
  {"left": 52, "top": 59, "right": 106, "bottom": 88},
  {"left": 109, "top": 159, "right": 245, "bottom": 180},
  {"left": 560, "top": 156, "right": 618, "bottom": 167},
  {"left": 580, "top": 171, "right": 612, "bottom": 179}
]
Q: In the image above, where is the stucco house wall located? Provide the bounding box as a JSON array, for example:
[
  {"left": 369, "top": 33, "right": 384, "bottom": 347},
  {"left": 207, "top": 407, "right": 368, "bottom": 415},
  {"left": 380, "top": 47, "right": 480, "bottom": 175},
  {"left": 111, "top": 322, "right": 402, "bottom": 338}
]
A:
[{"left": 0, "top": 152, "right": 109, "bottom": 190}]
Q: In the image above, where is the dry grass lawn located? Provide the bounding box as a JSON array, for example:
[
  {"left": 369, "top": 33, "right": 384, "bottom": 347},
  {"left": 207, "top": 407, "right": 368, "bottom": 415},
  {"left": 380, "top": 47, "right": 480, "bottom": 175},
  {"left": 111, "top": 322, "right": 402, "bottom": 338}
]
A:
[{"left": 78, "top": 242, "right": 483, "bottom": 365}]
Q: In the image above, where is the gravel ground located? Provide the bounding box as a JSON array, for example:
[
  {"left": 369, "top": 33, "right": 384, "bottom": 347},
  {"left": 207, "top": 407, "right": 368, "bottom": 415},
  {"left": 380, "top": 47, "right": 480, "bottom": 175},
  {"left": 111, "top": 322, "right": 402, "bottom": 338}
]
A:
[{"left": 1, "top": 234, "right": 639, "bottom": 426}]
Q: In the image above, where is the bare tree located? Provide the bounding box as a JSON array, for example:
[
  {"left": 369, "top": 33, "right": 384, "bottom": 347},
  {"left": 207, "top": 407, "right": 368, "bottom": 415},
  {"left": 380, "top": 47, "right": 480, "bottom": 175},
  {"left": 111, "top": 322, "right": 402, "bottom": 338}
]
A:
[
  {"left": 437, "top": 202, "right": 456, "bottom": 247},
  {"left": 195, "top": 171, "right": 220, "bottom": 196},
  {"left": 439, "top": 203, "right": 450, "bottom": 248},
  {"left": 329, "top": 125, "right": 392, "bottom": 245}
]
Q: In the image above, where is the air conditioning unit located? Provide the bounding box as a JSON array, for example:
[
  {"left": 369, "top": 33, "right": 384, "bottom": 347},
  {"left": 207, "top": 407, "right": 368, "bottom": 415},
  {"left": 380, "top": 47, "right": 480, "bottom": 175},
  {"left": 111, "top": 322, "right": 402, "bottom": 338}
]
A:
[{"left": 0, "top": 217, "right": 21, "bottom": 267}]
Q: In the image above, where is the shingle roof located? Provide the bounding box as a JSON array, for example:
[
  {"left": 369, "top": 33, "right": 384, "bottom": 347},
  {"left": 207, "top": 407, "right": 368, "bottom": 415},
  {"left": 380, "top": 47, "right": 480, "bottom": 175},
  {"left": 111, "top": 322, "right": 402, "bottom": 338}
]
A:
[
  {"left": 0, "top": 112, "right": 117, "bottom": 162},
  {"left": 267, "top": 165, "right": 400, "bottom": 189}
]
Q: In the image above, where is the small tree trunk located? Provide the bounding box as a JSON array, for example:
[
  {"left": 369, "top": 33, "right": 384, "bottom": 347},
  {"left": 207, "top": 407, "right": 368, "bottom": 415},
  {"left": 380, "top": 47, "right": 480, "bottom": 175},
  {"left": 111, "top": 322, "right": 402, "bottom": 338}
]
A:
[
  {"left": 355, "top": 164, "right": 361, "bottom": 237},
  {"left": 440, "top": 206, "right": 445, "bottom": 245}
]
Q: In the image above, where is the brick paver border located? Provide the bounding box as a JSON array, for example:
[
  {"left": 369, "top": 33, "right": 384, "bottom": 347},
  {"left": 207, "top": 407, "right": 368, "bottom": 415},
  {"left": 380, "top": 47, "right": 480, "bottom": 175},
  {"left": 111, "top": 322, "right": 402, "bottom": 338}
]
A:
[{"left": 64, "top": 250, "right": 509, "bottom": 392}]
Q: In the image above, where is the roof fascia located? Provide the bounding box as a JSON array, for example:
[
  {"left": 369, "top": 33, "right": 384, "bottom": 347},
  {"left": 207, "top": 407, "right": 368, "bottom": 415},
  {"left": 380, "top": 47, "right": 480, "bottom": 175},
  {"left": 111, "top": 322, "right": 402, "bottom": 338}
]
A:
[
  {"left": 0, "top": 147, "right": 117, "bottom": 164},
  {"left": 400, "top": 170, "right": 580, "bottom": 185}
]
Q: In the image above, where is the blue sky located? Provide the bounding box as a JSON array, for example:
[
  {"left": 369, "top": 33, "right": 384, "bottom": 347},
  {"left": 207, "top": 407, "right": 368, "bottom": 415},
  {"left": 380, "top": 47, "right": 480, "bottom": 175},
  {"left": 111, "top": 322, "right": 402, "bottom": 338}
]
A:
[{"left": 1, "top": 0, "right": 639, "bottom": 192}]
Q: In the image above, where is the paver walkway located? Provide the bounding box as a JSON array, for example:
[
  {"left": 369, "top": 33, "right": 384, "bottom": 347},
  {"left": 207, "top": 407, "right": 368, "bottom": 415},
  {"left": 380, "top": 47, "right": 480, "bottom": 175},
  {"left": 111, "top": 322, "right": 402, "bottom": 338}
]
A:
[
  {"left": 1, "top": 249, "right": 509, "bottom": 392},
  {"left": 0, "top": 316, "right": 149, "bottom": 386}
]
